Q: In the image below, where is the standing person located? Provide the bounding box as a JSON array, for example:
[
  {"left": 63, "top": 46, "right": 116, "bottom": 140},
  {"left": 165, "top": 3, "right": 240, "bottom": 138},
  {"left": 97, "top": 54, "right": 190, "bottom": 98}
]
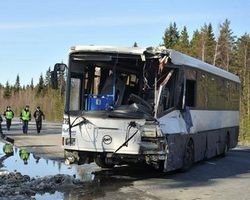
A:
[
  {"left": 3, "top": 106, "right": 14, "bottom": 131},
  {"left": 20, "top": 105, "right": 31, "bottom": 134},
  {"left": 33, "top": 106, "right": 45, "bottom": 134}
]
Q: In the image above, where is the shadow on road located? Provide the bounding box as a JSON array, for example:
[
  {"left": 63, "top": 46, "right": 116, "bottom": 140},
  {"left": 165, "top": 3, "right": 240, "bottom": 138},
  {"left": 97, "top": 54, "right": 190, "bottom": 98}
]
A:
[
  {"left": 58, "top": 148, "right": 250, "bottom": 199},
  {"left": 92, "top": 148, "right": 250, "bottom": 189}
]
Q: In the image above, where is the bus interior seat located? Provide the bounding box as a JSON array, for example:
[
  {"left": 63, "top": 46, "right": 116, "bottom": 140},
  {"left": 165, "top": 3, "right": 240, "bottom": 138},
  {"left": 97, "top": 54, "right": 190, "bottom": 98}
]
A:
[{"left": 101, "top": 75, "right": 125, "bottom": 106}]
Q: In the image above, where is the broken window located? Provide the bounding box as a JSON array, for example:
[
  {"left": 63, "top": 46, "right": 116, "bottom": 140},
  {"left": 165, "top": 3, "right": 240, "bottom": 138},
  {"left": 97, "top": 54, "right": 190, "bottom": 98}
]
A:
[
  {"left": 68, "top": 53, "right": 144, "bottom": 112},
  {"left": 185, "top": 80, "right": 196, "bottom": 107},
  {"left": 185, "top": 69, "right": 197, "bottom": 108},
  {"left": 69, "top": 77, "right": 81, "bottom": 111}
]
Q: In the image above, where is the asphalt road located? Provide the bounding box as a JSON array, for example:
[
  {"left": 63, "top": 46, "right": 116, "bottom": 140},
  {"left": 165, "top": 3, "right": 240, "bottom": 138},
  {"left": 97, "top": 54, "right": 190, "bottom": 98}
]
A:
[{"left": 2, "top": 118, "right": 250, "bottom": 200}]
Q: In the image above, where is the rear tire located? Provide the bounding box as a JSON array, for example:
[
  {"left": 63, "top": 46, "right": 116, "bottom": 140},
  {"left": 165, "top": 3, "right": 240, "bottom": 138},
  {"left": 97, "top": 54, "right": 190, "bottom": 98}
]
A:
[{"left": 181, "top": 140, "right": 194, "bottom": 171}]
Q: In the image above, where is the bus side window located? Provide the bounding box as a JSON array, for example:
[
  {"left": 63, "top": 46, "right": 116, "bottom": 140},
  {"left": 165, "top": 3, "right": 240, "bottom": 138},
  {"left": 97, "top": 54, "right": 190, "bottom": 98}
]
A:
[{"left": 185, "top": 79, "right": 196, "bottom": 107}]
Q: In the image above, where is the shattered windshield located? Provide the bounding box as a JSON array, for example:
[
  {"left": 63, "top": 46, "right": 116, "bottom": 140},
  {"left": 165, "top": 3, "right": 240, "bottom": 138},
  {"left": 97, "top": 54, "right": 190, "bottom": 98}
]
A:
[
  {"left": 67, "top": 53, "right": 144, "bottom": 112},
  {"left": 66, "top": 51, "right": 182, "bottom": 118}
]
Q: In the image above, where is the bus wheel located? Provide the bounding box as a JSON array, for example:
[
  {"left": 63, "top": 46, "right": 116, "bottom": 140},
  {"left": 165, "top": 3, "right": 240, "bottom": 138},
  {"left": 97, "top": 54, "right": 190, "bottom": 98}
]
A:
[
  {"left": 95, "top": 155, "right": 114, "bottom": 168},
  {"left": 181, "top": 140, "right": 194, "bottom": 171},
  {"left": 78, "top": 154, "right": 88, "bottom": 165}
]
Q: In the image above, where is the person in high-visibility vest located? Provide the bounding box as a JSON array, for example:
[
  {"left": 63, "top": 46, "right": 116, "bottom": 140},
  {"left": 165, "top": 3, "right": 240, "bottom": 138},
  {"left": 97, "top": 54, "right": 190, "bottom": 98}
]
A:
[
  {"left": 3, "top": 106, "right": 14, "bottom": 131},
  {"left": 3, "top": 143, "right": 14, "bottom": 155},
  {"left": 19, "top": 149, "right": 30, "bottom": 165},
  {"left": 20, "top": 105, "right": 31, "bottom": 134},
  {"left": 0, "top": 144, "right": 14, "bottom": 165}
]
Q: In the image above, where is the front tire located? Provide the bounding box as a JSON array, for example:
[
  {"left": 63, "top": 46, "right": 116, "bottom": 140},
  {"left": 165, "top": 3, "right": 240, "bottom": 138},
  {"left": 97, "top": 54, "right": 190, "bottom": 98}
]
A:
[{"left": 95, "top": 155, "right": 114, "bottom": 168}]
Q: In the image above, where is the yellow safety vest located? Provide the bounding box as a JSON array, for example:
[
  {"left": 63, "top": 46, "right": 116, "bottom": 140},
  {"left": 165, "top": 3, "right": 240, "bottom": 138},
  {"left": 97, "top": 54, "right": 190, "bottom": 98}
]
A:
[
  {"left": 21, "top": 110, "right": 30, "bottom": 121},
  {"left": 19, "top": 149, "right": 30, "bottom": 160},
  {"left": 6, "top": 111, "right": 13, "bottom": 119}
]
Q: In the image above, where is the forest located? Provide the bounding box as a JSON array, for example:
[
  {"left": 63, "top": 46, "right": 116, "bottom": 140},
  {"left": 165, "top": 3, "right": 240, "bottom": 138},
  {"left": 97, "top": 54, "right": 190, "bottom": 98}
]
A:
[
  {"left": 0, "top": 19, "right": 249, "bottom": 142},
  {"left": 0, "top": 70, "right": 64, "bottom": 124}
]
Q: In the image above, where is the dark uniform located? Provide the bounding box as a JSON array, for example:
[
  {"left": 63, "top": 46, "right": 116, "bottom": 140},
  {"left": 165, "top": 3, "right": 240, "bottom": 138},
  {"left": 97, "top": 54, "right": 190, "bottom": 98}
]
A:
[
  {"left": 20, "top": 105, "right": 31, "bottom": 134},
  {"left": 33, "top": 106, "right": 45, "bottom": 134}
]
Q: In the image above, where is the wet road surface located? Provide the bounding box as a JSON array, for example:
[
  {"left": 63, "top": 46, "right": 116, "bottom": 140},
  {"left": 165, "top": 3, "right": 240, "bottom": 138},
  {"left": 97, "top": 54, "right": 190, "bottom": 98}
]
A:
[{"left": 0, "top": 119, "right": 250, "bottom": 199}]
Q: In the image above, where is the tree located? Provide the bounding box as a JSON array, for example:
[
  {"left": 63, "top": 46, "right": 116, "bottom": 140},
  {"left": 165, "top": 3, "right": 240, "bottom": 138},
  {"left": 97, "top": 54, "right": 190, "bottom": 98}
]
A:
[
  {"left": 14, "top": 74, "right": 21, "bottom": 93},
  {"left": 36, "top": 74, "right": 45, "bottom": 96},
  {"left": 30, "top": 78, "right": 34, "bottom": 90},
  {"left": 190, "top": 24, "right": 216, "bottom": 63},
  {"left": 190, "top": 30, "right": 202, "bottom": 59},
  {"left": 214, "top": 19, "right": 235, "bottom": 71},
  {"left": 203, "top": 23, "right": 216, "bottom": 64},
  {"left": 3, "top": 81, "right": 11, "bottom": 99},
  {"left": 175, "top": 26, "right": 190, "bottom": 54},
  {"left": 233, "top": 34, "right": 250, "bottom": 141},
  {"left": 45, "top": 67, "right": 51, "bottom": 89},
  {"left": 133, "top": 42, "right": 138, "bottom": 47},
  {"left": 163, "top": 22, "right": 180, "bottom": 49}
]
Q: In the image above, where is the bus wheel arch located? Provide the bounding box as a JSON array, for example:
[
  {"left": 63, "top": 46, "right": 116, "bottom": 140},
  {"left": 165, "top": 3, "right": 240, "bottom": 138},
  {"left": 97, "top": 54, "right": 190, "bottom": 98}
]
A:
[{"left": 181, "top": 138, "right": 194, "bottom": 171}]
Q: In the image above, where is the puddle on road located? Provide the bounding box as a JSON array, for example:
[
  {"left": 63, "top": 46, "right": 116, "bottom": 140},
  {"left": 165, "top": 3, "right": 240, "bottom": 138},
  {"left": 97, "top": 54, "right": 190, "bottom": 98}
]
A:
[
  {"left": 0, "top": 141, "right": 98, "bottom": 199},
  {"left": 0, "top": 141, "right": 136, "bottom": 200},
  {"left": 0, "top": 142, "right": 95, "bottom": 181}
]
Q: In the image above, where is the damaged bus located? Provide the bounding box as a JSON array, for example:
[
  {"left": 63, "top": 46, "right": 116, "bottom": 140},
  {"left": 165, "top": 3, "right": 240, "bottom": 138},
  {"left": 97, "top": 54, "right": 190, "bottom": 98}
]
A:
[{"left": 51, "top": 46, "right": 240, "bottom": 172}]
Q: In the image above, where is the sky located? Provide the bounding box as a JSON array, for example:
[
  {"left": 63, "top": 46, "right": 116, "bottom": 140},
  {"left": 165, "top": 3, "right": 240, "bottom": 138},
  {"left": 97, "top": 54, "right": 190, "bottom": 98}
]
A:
[{"left": 0, "top": 0, "right": 250, "bottom": 86}]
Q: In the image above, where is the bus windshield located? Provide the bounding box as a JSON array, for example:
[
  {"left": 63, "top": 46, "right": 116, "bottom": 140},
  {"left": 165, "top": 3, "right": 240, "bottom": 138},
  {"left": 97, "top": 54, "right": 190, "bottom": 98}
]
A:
[{"left": 66, "top": 51, "right": 182, "bottom": 118}]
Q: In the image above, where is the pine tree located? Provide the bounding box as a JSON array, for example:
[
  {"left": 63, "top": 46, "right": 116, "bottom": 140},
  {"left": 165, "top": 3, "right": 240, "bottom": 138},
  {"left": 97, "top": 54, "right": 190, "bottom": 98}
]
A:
[
  {"left": 3, "top": 81, "right": 11, "bottom": 99},
  {"left": 36, "top": 74, "right": 45, "bottom": 96},
  {"left": 175, "top": 26, "right": 190, "bottom": 54},
  {"left": 163, "top": 22, "right": 180, "bottom": 49},
  {"left": 14, "top": 74, "right": 21, "bottom": 93},
  {"left": 45, "top": 67, "right": 51, "bottom": 88},
  {"left": 133, "top": 42, "right": 138, "bottom": 47},
  {"left": 190, "top": 30, "right": 202, "bottom": 59},
  {"left": 234, "top": 34, "right": 250, "bottom": 141},
  {"left": 214, "top": 19, "right": 235, "bottom": 71},
  {"left": 190, "top": 24, "right": 216, "bottom": 63},
  {"left": 204, "top": 23, "right": 216, "bottom": 64},
  {"left": 30, "top": 78, "right": 34, "bottom": 90}
]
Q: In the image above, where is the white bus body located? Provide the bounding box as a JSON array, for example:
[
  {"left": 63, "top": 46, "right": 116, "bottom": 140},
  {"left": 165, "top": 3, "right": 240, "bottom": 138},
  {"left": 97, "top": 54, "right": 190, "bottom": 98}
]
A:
[{"left": 57, "top": 46, "right": 240, "bottom": 171}]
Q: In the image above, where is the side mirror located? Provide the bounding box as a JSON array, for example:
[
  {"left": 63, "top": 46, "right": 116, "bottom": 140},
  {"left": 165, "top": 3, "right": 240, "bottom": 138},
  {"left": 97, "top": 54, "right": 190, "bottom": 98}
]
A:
[
  {"left": 54, "top": 63, "right": 67, "bottom": 72},
  {"left": 50, "top": 63, "right": 67, "bottom": 89}
]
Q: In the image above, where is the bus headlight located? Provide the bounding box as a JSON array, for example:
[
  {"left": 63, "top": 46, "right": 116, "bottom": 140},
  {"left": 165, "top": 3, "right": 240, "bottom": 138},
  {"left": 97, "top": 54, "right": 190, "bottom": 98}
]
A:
[
  {"left": 141, "top": 125, "right": 163, "bottom": 137},
  {"left": 63, "top": 117, "right": 69, "bottom": 125},
  {"left": 65, "top": 138, "right": 76, "bottom": 146},
  {"left": 141, "top": 129, "right": 157, "bottom": 137}
]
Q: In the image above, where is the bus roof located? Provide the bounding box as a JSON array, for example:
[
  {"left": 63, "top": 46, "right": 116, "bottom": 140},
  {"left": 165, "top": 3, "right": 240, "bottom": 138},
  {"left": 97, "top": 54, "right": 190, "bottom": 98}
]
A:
[
  {"left": 70, "top": 45, "right": 146, "bottom": 55},
  {"left": 167, "top": 49, "right": 240, "bottom": 83},
  {"left": 70, "top": 45, "right": 240, "bottom": 83}
]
